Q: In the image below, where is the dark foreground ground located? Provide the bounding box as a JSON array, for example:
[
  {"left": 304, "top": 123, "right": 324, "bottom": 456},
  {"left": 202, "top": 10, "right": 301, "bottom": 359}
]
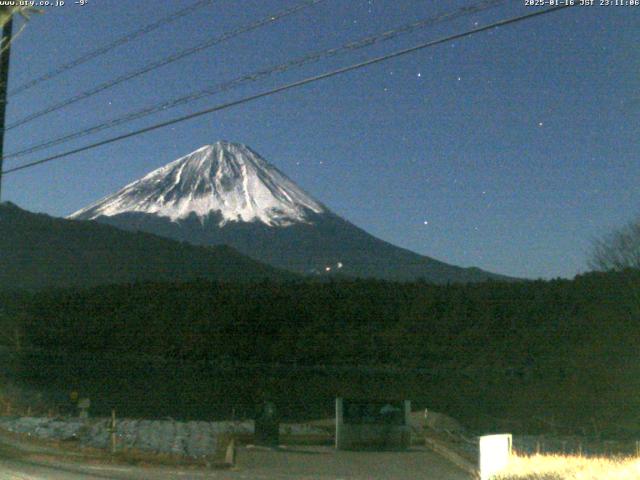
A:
[{"left": 0, "top": 441, "right": 472, "bottom": 480}]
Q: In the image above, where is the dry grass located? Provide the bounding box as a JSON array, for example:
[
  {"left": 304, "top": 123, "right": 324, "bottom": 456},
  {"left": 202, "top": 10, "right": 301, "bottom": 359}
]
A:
[{"left": 496, "top": 453, "right": 640, "bottom": 480}]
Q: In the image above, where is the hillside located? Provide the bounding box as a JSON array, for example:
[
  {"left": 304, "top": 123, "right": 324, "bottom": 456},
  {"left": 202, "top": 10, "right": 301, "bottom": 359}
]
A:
[{"left": 0, "top": 202, "right": 294, "bottom": 290}]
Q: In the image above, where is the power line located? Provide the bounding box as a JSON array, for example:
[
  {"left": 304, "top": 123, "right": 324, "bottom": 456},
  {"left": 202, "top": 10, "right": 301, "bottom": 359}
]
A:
[
  {"left": 2, "top": 5, "right": 573, "bottom": 176},
  {"left": 3, "top": 0, "right": 324, "bottom": 131},
  {"left": 9, "top": 0, "right": 215, "bottom": 97},
  {"left": 4, "top": 0, "right": 507, "bottom": 162}
]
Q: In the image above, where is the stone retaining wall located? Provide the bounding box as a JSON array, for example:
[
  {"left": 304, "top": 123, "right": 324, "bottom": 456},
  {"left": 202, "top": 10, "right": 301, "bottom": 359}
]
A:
[{"left": 0, "top": 416, "right": 325, "bottom": 457}]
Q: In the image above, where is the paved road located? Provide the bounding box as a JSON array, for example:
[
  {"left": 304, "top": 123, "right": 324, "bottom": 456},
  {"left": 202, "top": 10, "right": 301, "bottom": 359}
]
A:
[
  {"left": 236, "top": 445, "right": 473, "bottom": 480},
  {"left": 0, "top": 444, "right": 472, "bottom": 480}
]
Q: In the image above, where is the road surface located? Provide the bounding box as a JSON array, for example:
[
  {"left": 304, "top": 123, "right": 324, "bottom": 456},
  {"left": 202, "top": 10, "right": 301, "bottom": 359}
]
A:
[{"left": 0, "top": 443, "right": 473, "bottom": 479}]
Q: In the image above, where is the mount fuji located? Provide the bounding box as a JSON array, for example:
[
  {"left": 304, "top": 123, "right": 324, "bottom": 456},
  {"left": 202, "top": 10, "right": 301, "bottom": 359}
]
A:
[{"left": 70, "top": 141, "right": 506, "bottom": 283}]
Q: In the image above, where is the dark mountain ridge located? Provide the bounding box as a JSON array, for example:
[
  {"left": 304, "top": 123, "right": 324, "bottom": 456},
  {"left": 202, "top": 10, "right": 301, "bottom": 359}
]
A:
[
  {"left": 95, "top": 209, "right": 504, "bottom": 283},
  {"left": 0, "top": 202, "right": 294, "bottom": 291}
]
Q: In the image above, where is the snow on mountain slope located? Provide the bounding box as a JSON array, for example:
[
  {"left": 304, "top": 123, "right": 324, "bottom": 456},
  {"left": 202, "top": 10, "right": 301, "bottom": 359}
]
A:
[
  {"left": 69, "top": 141, "right": 325, "bottom": 226},
  {"left": 68, "top": 141, "right": 511, "bottom": 283}
]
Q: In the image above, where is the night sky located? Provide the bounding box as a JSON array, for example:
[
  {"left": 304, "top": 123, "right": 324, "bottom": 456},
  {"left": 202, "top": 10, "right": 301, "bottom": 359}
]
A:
[{"left": 3, "top": 0, "right": 638, "bottom": 279}]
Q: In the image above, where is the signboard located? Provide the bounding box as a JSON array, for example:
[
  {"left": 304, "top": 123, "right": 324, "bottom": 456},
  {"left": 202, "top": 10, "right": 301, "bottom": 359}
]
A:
[
  {"left": 342, "top": 399, "right": 405, "bottom": 426},
  {"left": 335, "top": 398, "right": 411, "bottom": 450}
]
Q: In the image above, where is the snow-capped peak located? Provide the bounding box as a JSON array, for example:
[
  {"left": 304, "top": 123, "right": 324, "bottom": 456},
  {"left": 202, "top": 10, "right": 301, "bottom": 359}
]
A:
[{"left": 69, "top": 141, "right": 325, "bottom": 226}]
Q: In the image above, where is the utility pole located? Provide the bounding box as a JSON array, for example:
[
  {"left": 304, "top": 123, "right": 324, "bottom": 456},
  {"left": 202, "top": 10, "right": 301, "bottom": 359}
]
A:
[{"left": 0, "top": 13, "right": 13, "bottom": 202}]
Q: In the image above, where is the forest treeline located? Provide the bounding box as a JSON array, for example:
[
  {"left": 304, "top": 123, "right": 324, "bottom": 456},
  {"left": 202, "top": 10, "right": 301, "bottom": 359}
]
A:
[{"left": 1, "top": 270, "right": 639, "bottom": 434}]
